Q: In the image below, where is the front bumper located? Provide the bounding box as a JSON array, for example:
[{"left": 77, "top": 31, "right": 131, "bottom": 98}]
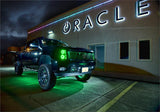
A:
[
  {"left": 55, "top": 62, "right": 95, "bottom": 77},
  {"left": 55, "top": 71, "right": 92, "bottom": 77}
]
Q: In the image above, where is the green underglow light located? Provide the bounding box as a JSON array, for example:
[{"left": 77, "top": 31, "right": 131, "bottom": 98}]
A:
[
  {"left": 60, "top": 49, "right": 67, "bottom": 60},
  {"left": 79, "top": 63, "right": 87, "bottom": 66}
]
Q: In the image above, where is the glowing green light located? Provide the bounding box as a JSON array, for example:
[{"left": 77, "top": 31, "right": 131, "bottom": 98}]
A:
[
  {"left": 61, "top": 55, "right": 67, "bottom": 60},
  {"left": 61, "top": 49, "right": 66, "bottom": 54},
  {"left": 60, "top": 49, "right": 67, "bottom": 60},
  {"left": 79, "top": 63, "right": 87, "bottom": 66}
]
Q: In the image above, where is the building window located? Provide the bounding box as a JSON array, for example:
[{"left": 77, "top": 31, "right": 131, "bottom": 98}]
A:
[
  {"left": 120, "top": 42, "right": 129, "bottom": 59},
  {"left": 139, "top": 40, "right": 150, "bottom": 59}
]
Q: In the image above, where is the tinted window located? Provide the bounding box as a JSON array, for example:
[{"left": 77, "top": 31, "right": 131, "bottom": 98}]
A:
[
  {"left": 139, "top": 40, "right": 150, "bottom": 59},
  {"left": 120, "top": 42, "right": 129, "bottom": 59},
  {"left": 42, "top": 39, "right": 68, "bottom": 47}
]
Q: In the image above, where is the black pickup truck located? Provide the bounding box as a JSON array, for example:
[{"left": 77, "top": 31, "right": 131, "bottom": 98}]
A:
[{"left": 15, "top": 37, "right": 95, "bottom": 90}]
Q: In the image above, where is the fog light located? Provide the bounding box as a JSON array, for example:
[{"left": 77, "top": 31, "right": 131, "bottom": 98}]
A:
[
  {"left": 71, "top": 66, "right": 77, "bottom": 72},
  {"left": 90, "top": 66, "right": 94, "bottom": 69},
  {"left": 59, "top": 67, "right": 66, "bottom": 71}
]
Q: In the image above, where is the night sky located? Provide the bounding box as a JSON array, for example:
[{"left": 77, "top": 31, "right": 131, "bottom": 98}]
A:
[{"left": 0, "top": 0, "right": 91, "bottom": 56}]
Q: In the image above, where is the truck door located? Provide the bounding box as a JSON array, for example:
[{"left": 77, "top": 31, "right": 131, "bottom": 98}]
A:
[
  {"left": 29, "top": 40, "right": 42, "bottom": 66},
  {"left": 24, "top": 40, "right": 42, "bottom": 68},
  {"left": 22, "top": 43, "right": 31, "bottom": 65}
]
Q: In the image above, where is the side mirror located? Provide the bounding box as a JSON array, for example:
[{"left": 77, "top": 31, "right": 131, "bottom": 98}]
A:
[{"left": 29, "top": 43, "right": 38, "bottom": 48}]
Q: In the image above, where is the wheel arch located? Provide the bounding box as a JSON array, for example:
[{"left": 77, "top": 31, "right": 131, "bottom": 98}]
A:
[{"left": 39, "top": 55, "right": 58, "bottom": 72}]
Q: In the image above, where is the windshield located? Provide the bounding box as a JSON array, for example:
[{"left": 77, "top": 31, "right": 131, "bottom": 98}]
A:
[{"left": 41, "top": 39, "right": 68, "bottom": 47}]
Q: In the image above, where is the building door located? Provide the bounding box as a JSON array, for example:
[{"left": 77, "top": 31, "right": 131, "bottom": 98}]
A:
[{"left": 89, "top": 44, "right": 104, "bottom": 69}]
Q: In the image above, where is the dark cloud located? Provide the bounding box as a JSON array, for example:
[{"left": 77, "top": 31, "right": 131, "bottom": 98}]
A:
[
  {"left": 18, "top": 13, "right": 35, "bottom": 30},
  {"left": 0, "top": 1, "right": 49, "bottom": 37},
  {"left": 1, "top": 0, "right": 91, "bottom": 38},
  {"left": 0, "top": 0, "right": 91, "bottom": 56}
]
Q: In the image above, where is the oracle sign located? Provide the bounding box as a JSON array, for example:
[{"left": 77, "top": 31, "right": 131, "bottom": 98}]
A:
[{"left": 62, "top": 0, "right": 150, "bottom": 35}]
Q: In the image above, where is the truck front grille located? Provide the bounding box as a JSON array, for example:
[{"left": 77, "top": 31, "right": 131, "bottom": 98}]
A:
[{"left": 68, "top": 51, "right": 94, "bottom": 61}]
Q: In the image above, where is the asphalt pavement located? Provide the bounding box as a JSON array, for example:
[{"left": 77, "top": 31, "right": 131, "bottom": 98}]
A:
[{"left": 0, "top": 66, "right": 160, "bottom": 112}]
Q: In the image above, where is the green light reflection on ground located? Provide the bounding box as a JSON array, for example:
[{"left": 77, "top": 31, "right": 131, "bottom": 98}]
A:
[
  {"left": 12, "top": 71, "right": 38, "bottom": 86},
  {"left": 55, "top": 77, "right": 83, "bottom": 91},
  {"left": 1, "top": 70, "right": 84, "bottom": 96},
  {"left": 1, "top": 69, "right": 84, "bottom": 111}
]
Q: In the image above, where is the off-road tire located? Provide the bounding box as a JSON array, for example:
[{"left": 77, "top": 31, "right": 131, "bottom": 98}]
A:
[
  {"left": 75, "top": 74, "right": 91, "bottom": 82},
  {"left": 38, "top": 64, "right": 56, "bottom": 90}
]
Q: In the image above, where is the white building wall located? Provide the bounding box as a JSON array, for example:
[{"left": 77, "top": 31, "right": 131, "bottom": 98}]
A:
[{"left": 28, "top": 0, "right": 159, "bottom": 76}]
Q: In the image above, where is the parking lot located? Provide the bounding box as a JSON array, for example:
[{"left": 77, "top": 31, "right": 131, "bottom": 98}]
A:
[{"left": 0, "top": 66, "right": 160, "bottom": 112}]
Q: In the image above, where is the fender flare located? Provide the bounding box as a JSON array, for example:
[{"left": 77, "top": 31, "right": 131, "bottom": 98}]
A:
[
  {"left": 39, "top": 55, "right": 58, "bottom": 72},
  {"left": 39, "top": 55, "right": 52, "bottom": 65}
]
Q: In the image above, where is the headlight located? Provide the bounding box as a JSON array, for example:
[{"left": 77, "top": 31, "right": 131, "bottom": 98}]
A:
[{"left": 60, "top": 49, "right": 67, "bottom": 60}]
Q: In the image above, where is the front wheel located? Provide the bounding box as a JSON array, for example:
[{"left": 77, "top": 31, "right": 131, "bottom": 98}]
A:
[
  {"left": 38, "top": 64, "right": 56, "bottom": 91},
  {"left": 75, "top": 74, "right": 91, "bottom": 82}
]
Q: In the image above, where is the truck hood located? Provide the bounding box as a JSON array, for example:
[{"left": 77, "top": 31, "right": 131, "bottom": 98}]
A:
[{"left": 67, "top": 47, "right": 93, "bottom": 53}]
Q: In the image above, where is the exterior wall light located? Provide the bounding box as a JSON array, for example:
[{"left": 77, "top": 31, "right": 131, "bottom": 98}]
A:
[{"left": 48, "top": 31, "right": 55, "bottom": 39}]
